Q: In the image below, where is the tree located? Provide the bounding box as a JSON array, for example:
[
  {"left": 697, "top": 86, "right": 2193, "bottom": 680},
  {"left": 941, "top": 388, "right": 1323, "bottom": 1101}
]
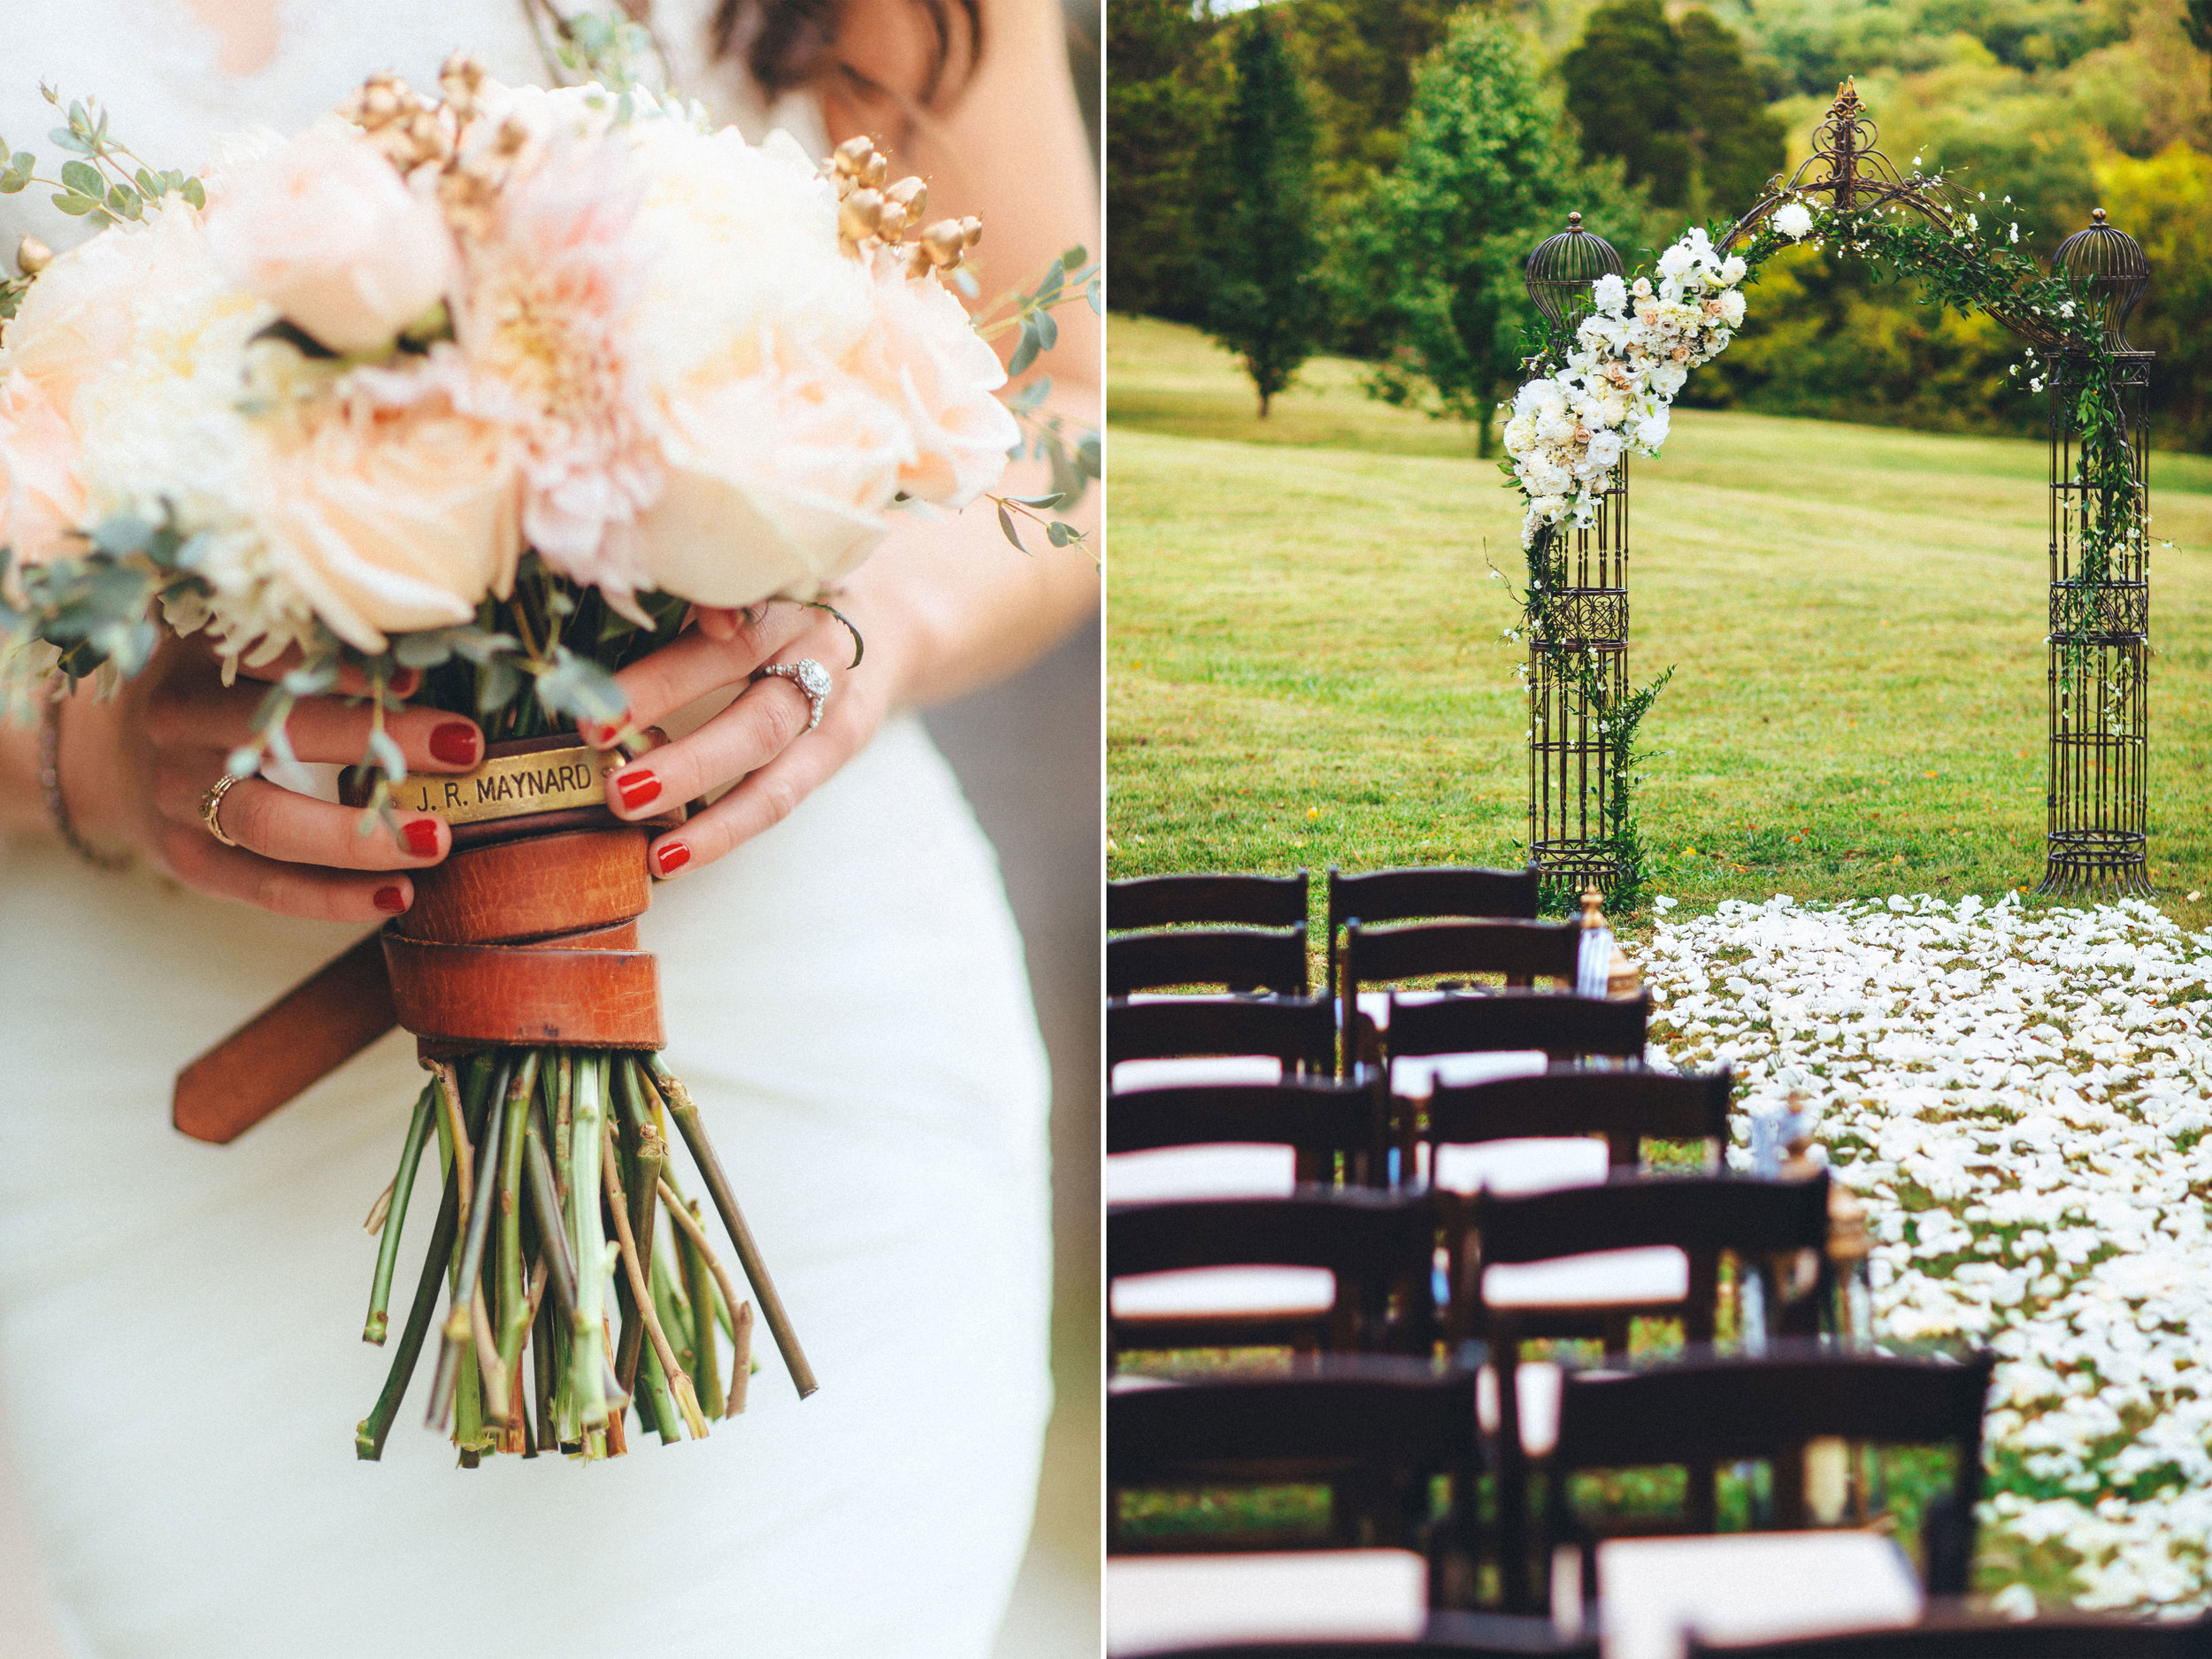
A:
[
  {"left": 1105, "top": 0, "right": 1222, "bottom": 322},
  {"left": 1563, "top": 1, "right": 1784, "bottom": 218},
  {"left": 1196, "top": 12, "right": 1325, "bottom": 418},
  {"left": 2186, "top": 0, "right": 2212, "bottom": 94},
  {"left": 1331, "top": 12, "right": 1649, "bottom": 455},
  {"left": 1273, "top": 0, "right": 1456, "bottom": 196}
]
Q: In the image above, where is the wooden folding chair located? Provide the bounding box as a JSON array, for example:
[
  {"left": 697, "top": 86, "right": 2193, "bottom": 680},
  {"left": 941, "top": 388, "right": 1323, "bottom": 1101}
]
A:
[
  {"left": 1461, "top": 1172, "right": 1835, "bottom": 1610},
  {"left": 1339, "top": 920, "right": 1584, "bottom": 1078},
  {"left": 1109, "top": 1073, "right": 1390, "bottom": 1197},
  {"left": 1109, "top": 1188, "right": 1447, "bottom": 1361},
  {"left": 1325, "top": 864, "right": 1543, "bottom": 1004},
  {"left": 1411, "top": 1066, "right": 1734, "bottom": 1198},
  {"left": 1124, "top": 1617, "right": 1598, "bottom": 1658},
  {"left": 1111, "top": 926, "right": 1312, "bottom": 997},
  {"left": 1549, "top": 1348, "right": 1997, "bottom": 1599},
  {"left": 1108, "top": 1356, "right": 1485, "bottom": 1616}
]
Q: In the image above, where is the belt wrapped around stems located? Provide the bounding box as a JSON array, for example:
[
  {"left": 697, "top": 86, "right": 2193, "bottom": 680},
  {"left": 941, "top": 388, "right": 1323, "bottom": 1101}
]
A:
[{"left": 169, "top": 736, "right": 816, "bottom": 1458}]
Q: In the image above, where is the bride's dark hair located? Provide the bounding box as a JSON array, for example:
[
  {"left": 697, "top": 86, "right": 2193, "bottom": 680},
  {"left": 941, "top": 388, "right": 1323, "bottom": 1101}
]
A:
[{"left": 710, "top": 0, "right": 983, "bottom": 109}]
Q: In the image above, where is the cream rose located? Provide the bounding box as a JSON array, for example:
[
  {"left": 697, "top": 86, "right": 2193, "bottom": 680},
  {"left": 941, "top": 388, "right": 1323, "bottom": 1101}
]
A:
[
  {"left": 207, "top": 126, "right": 456, "bottom": 356},
  {"left": 852, "top": 267, "right": 1018, "bottom": 509},
  {"left": 0, "top": 372, "right": 88, "bottom": 565},
  {"left": 257, "top": 396, "right": 521, "bottom": 652},
  {"left": 633, "top": 360, "right": 910, "bottom": 608}
]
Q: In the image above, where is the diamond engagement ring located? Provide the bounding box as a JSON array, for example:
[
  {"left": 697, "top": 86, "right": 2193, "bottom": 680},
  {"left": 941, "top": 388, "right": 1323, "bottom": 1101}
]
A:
[
  {"left": 752, "top": 657, "right": 832, "bottom": 733},
  {"left": 199, "top": 771, "right": 246, "bottom": 848}
]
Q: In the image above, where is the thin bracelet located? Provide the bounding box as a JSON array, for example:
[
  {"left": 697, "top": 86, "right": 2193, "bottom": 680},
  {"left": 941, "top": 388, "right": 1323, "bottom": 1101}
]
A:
[{"left": 39, "top": 673, "right": 132, "bottom": 873}]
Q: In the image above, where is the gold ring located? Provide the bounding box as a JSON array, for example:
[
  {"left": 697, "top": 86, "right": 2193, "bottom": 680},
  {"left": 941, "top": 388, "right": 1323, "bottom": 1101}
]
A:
[{"left": 199, "top": 772, "right": 246, "bottom": 848}]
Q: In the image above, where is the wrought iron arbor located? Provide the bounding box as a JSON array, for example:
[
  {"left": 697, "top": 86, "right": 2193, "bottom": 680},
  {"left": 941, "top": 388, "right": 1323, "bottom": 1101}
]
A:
[{"left": 1519, "top": 81, "right": 2154, "bottom": 899}]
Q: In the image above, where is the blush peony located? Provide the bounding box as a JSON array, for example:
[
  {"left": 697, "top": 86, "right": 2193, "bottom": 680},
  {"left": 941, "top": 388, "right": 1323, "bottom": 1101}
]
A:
[
  {"left": 852, "top": 265, "right": 1018, "bottom": 508},
  {"left": 207, "top": 125, "right": 457, "bottom": 356}
]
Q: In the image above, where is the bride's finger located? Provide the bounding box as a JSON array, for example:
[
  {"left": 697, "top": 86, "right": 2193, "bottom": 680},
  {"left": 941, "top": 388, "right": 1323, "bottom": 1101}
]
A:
[
  {"left": 157, "top": 822, "right": 417, "bottom": 923},
  {"left": 640, "top": 703, "right": 847, "bottom": 879},
  {"left": 156, "top": 756, "right": 452, "bottom": 872},
  {"left": 146, "top": 680, "right": 485, "bottom": 772},
  {"left": 590, "top": 603, "right": 814, "bottom": 747},
  {"left": 600, "top": 669, "right": 818, "bottom": 822}
]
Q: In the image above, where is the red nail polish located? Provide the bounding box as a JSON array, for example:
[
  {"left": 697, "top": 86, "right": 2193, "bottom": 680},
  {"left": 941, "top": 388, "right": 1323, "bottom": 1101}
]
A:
[
  {"left": 391, "top": 668, "right": 423, "bottom": 699},
  {"left": 403, "top": 819, "right": 440, "bottom": 858},
  {"left": 616, "top": 769, "right": 660, "bottom": 811},
  {"left": 584, "top": 721, "right": 617, "bottom": 747},
  {"left": 654, "top": 841, "right": 690, "bottom": 878},
  {"left": 429, "top": 722, "right": 480, "bottom": 766},
  {"left": 373, "top": 886, "right": 407, "bottom": 913}
]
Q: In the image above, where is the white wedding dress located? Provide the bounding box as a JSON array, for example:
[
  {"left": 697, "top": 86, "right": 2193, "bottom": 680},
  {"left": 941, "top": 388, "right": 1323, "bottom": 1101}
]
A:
[{"left": 0, "top": 6, "right": 1055, "bottom": 1656}]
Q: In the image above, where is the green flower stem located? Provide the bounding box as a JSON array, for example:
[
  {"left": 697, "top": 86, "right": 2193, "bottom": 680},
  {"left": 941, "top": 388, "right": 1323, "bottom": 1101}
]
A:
[
  {"left": 522, "top": 1088, "right": 580, "bottom": 1320},
  {"left": 551, "top": 1050, "right": 573, "bottom": 1208},
  {"left": 658, "top": 1179, "right": 747, "bottom": 1417},
  {"left": 601, "top": 1117, "right": 708, "bottom": 1438},
  {"left": 364, "top": 1083, "right": 434, "bottom": 1345},
  {"left": 430, "top": 1065, "right": 509, "bottom": 1430},
  {"left": 493, "top": 1053, "right": 540, "bottom": 1381},
  {"left": 728, "top": 1300, "right": 754, "bottom": 1417},
  {"left": 646, "top": 1054, "right": 818, "bottom": 1400},
  {"left": 638, "top": 1325, "right": 682, "bottom": 1447},
  {"left": 678, "top": 1209, "right": 725, "bottom": 1418},
  {"left": 570, "top": 1052, "right": 610, "bottom": 1437},
  {"left": 355, "top": 1155, "right": 464, "bottom": 1461},
  {"left": 611, "top": 1058, "right": 665, "bottom": 1401},
  {"left": 454, "top": 1326, "right": 484, "bottom": 1463},
  {"left": 531, "top": 1281, "right": 558, "bottom": 1453}
]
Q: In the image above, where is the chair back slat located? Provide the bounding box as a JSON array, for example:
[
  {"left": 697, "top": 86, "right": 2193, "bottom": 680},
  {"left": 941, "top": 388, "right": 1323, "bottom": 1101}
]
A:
[
  {"left": 1107, "top": 1079, "right": 1377, "bottom": 1158},
  {"left": 1344, "top": 920, "right": 1582, "bottom": 989},
  {"left": 1423, "top": 1067, "right": 1733, "bottom": 1166},
  {"left": 1110, "top": 926, "right": 1310, "bottom": 996},
  {"left": 1388, "top": 992, "right": 1648, "bottom": 1063},
  {"left": 1110, "top": 1190, "right": 1441, "bottom": 1279},
  {"left": 1683, "top": 1611, "right": 2212, "bottom": 1658},
  {"left": 1112, "top": 871, "right": 1311, "bottom": 932},
  {"left": 1109, "top": 1359, "right": 1479, "bottom": 1479},
  {"left": 1109, "top": 995, "right": 1337, "bottom": 1071}
]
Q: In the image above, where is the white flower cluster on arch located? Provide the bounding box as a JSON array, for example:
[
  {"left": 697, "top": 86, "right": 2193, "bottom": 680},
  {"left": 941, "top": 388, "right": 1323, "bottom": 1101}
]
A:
[{"left": 1502, "top": 211, "right": 1816, "bottom": 550}]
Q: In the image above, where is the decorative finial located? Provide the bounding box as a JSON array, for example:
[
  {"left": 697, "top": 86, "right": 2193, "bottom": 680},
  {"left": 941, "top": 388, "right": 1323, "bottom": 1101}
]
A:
[
  {"left": 2092, "top": 207, "right": 2108, "bottom": 223},
  {"left": 1567, "top": 211, "right": 1584, "bottom": 232}
]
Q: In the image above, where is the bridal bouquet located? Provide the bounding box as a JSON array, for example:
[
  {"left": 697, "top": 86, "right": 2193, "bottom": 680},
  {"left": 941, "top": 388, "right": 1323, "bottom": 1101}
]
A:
[{"left": 0, "top": 56, "right": 1095, "bottom": 1464}]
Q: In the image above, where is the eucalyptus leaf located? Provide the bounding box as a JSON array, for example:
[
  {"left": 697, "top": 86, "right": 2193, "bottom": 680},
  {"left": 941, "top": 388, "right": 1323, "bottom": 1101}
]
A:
[
  {"left": 0, "top": 173, "right": 25, "bottom": 196},
  {"left": 995, "top": 503, "right": 1026, "bottom": 553},
  {"left": 476, "top": 655, "right": 522, "bottom": 717},
  {"left": 1077, "top": 433, "right": 1102, "bottom": 479},
  {"left": 1008, "top": 318, "right": 1041, "bottom": 378},
  {"left": 534, "top": 646, "right": 628, "bottom": 726},
  {"left": 367, "top": 726, "right": 409, "bottom": 786},
  {"left": 60, "top": 159, "right": 101, "bottom": 197},
  {"left": 281, "top": 659, "right": 340, "bottom": 698},
  {"left": 1033, "top": 309, "right": 1058, "bottom": 352},
  {"left": 52, "top": 192, "right": 99, "bottom": 217},
  {"left": 1046, "top": 521, "right": 1079, "bottom": 548},
  {"left": 89, "top": 513, "right": 155, "bottom": 558},
  {"left": 1060, "top": 244, "right": 1087, "bottom": 269},
  {"left": 108, "top": 184, "right": 141, "bottom": 220},
  {"left": 180, "top": 177, "right": 205, "bottom": 210},
  {"left": 1009, "top": 492, "right": 1064, "bottom": 510}
]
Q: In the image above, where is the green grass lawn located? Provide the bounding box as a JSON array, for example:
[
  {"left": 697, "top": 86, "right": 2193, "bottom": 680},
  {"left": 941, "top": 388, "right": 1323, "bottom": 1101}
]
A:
[{"left": 1107, "top": 316, "right": 2212, "bottom": 929}]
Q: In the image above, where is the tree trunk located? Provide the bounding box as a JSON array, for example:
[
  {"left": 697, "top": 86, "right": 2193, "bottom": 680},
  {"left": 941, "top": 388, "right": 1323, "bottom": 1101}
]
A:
[
  {"left": 1257, "top": 387, "right": 1271, "bottom": 418},
  {"left": 1476, "top": 402, "right": 1495, "bottom": 458}
]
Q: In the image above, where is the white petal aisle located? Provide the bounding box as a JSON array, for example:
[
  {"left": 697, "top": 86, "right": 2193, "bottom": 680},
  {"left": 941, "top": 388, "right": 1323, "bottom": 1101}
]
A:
[{"left": 1634, "top": 893, "right": 2212, "bottom": 1614}]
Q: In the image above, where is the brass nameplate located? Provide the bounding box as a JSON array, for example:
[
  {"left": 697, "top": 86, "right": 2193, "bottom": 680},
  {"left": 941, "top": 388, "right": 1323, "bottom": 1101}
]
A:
[{"left": 394, "top": 744, "right": 618, "bottom": 826}]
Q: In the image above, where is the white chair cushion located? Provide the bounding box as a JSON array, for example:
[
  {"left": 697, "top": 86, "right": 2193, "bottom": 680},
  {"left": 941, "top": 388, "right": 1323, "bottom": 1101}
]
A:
[
  {"left": 1476, "top": 1360, "right": 1564, "bottom": 1456},
  {"left": 1482, "top": 1246, "right": 1690, "bottom": 1310},
  {"left": 1110, "top": 1266, "right": 1336, "bottom": 1321},
  {"left": 1113, "top": 1055, "right": 1285, "bottom": 1092},
  {"left": 1391, "top": 1048, "right": 1548, "bottom": 1096},
  {"left": 1107, "top": 1549, "right": 1428, "bottom": 1656},
  {"left": 1356, "top": 988, "right": 1446, "bottom": 1032},
  {"left": 1597, "top": 1531, "right": 1924, "bottom": 1659},
  {"left": 1432, "top": 1135, "right": 1610, "bottom": 1195},
  {"left": 1106, "top": 1144, "right": 1299, "bottom": 1204}
]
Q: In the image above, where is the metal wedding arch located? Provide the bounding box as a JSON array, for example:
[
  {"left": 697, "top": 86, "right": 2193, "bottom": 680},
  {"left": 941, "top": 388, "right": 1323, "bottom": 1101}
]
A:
[{"left": 1523, "top": 81, "right": 2154, "bottom": 900}]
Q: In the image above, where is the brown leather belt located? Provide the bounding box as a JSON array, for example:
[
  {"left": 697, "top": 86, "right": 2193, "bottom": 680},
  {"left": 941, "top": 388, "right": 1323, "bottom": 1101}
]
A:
[{"left": 174, "top": 787, "right": 670, "bottom": 1144}]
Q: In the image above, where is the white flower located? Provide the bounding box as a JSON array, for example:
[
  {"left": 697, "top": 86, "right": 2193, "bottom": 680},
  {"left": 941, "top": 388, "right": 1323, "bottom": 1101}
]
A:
[
  {"left": 1771, "top": 202, "right": 1816, "bottom": 241},
  {"left": 1719, "top": 289, "right": 1747, "bottom": 326},
  {"left": 1591, "top": 273, "right": 1628, "bottom": 316},
  {"left": 1719, "top": 255, "right": 1747, "bottom": 285}
]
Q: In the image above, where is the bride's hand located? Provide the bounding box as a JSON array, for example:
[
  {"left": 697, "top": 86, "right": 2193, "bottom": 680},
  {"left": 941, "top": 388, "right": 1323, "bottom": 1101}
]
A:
[
  {"left": 585, "top": 593, "right": 889, "bottom": 879},
  {"left": 65, "top": 632, "right": 487, "bottom": 922}
]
